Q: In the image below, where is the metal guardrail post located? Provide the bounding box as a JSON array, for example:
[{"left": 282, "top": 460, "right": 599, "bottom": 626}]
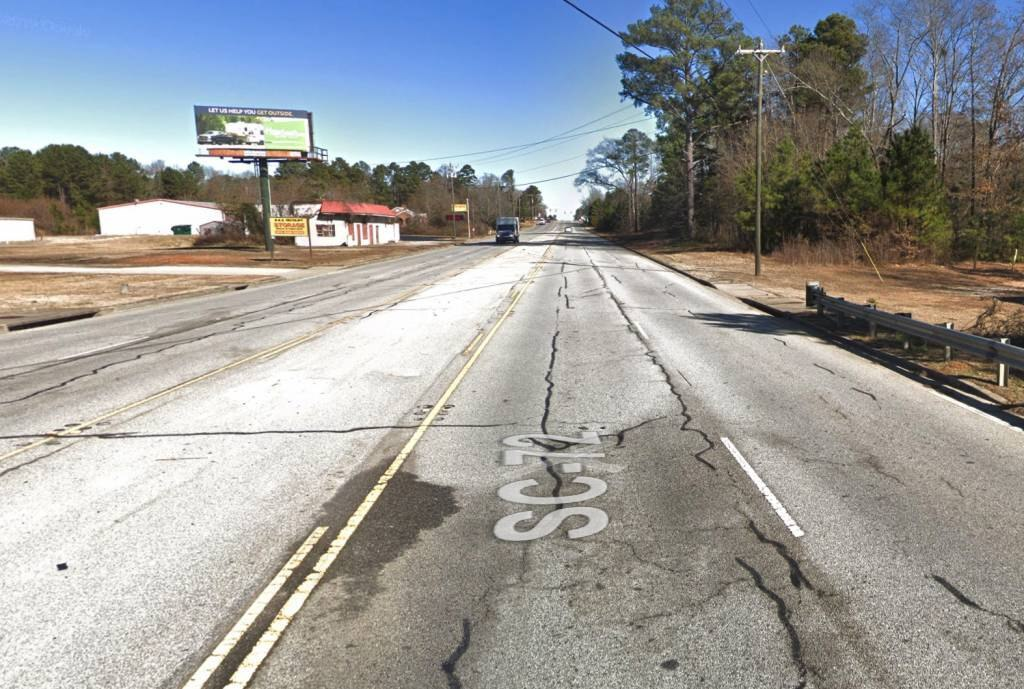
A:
[
  {"left": 944, "top": 323, "right": 954, "bottom": 362},
  {"left": 805, "top": 282, "right": 820, "bottom": 308},
  {"left": 999, "top": 338, "right": 1010, "bottom": 387},
  {"left": 896, "top": 313, "right": 912, "bottom": 350}
]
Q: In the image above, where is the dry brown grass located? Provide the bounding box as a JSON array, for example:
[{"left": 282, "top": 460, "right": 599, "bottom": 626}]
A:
[
  {"left": 0, "top": 235, "right": 443, "bottom": 269},
  {"left": 604, "top": 230, "right": 1024, "bottom": 329},
  {"left": 0, "top": 273, "right": 272, "bottom": 315}
]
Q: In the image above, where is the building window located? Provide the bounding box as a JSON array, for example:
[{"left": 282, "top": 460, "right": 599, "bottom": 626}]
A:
[{"left": 316, "top": 223, "right": 335, "bottom": 237}]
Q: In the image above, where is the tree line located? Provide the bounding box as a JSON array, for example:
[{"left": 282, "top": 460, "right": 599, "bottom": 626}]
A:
[
  {"left": 576, "top": 0, "right": 1024, "bottom": 264},
  {"left": 0, "top": 145, "right": 544, "bottom": 235}
]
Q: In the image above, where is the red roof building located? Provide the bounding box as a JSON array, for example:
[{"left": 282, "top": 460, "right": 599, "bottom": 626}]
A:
[{"left": 319, "top": 201, "right": 398, "bottom": 218}]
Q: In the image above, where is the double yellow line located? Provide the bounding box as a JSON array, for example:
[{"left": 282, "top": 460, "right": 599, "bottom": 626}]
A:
[
  {"left": 0, "top": 329, "right": 325, "bottom": 466},
  {"left": 0, "top": 272, "right": 457, "bottom": 469},
  {"left": 184, "top": 247, "right": 551, "bottom": 689}
]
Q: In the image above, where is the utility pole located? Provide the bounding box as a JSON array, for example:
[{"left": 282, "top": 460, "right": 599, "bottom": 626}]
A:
[
  {"left": 736, "top": 39, "right": 784, "bottom": 277},
  {"left": 449, "top": 163, "right": 456, "bottom": 241}
]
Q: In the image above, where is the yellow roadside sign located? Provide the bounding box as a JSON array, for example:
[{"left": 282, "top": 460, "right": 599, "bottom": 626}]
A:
[
  {"left": 452, "top": 203, "right": 468, "bottom": 213},
  {"left": 271, "top": 217, "right": 308, "bottom": 237}
]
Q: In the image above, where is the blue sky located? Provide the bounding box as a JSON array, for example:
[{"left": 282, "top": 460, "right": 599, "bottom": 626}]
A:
[{"left": 2, "top": 0, "right": 854, "bottom": 216}]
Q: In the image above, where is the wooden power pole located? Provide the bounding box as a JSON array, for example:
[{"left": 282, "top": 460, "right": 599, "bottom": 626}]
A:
[{"left": 736, "top": 39, "right": 784, "bottom": 277}]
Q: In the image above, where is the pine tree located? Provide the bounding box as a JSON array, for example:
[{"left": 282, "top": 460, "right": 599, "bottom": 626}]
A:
[{"left": 881, "top": 126, "right": 951, "bottom": 256}]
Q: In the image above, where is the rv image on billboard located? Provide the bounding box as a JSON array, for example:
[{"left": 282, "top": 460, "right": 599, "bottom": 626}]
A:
[{"left": 194, "top": 105, "right": 312, "bottom": 157}]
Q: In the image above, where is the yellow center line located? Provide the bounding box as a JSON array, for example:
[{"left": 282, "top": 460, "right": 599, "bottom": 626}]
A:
[
  {"left": 216, "top": 248, "right": 552, "bottom": 689},
  {"left": 461, "top": 330, "right": 485, "bottom": 356},
  {"left": 181, "top": 526, "right": 329, "bottom": 689},
  {"left": 0, "top": 278, "right": 447, "bottom": 468}
]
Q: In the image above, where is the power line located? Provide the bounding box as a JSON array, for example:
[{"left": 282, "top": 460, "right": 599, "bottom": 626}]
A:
[
  {"left": 519, "top": 169, "right": 585, "bottom": 185},
  {"left": 744, "top": 0, "right": 780, "bottom": 46},
  {"left": 398, "top": 105, "right": 635, "bottom": 164},
  {"left": 465, "top": 116, "right": 650, "bottom": 167},
  {"left": 517, "top": 152, "right": 587, "bottom": 174},
  {"left": 559, "top": 0, "right": 655, "bottom": 59}
]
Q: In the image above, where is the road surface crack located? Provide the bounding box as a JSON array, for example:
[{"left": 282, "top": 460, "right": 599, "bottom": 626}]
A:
[
  {"left": 813, "top": 363, "right": 836, "bottom": 375},
  {"left": 941, "top": 478, "right": 964, "bottom": 498},
  {"left": 748, "top": 521, "right": 815, "bottom": 592},
  {"left": 851, "top": 387, "right": 878, "bottom": 402},
  {"left": 611, "top": 416, "right": 669, "bottom": 447},
  {"left": 539, "top": 317, "right": 566, "bottom": 506},
  {"left": 441, "top": 618, "right": 472, "bottom": 689},
  {"left": 584, "top": 249, "right": 717, "bottom": 471},
  {"left": 611, "top": 538, "right": 683, "bottom": 576},
  {"left": 931, "top": 575, "right": 1024, "bottom": 634},
  {"left": 862, "top": 454, "right": 905, "bottom": 486},
  {"left": 736, "top": 557, "right": 808, "bottom": 689}
]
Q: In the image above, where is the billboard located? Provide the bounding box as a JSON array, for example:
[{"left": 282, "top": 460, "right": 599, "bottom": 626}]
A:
[
  {"left": 194, "top": 105, "right": 312, "bottom": 157},
  {"left": 270, "top": 217, "right": 309, "bottom": 237}
]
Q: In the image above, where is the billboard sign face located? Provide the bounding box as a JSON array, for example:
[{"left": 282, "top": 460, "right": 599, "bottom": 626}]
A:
[
  {"left": 270, "top": 217, "right": 309, "bottom": 237},
  {"left": 195, "top": 106, "right": 312, "bottom": 157}
]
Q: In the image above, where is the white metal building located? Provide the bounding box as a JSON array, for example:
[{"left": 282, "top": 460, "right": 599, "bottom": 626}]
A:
[
  {"left": 0, "top": 217, "right": 36, "bottom": 242},
  {"left": 278, "top": 201, "right": 400, "bottom": 247},
  {"left": 97, "top": 199, "right": 224, "bottom": 236}
]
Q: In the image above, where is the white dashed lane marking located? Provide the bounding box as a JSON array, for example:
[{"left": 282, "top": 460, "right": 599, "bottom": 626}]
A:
[{"left": 722, "top": 437, "right": 805, "bottom": 538}]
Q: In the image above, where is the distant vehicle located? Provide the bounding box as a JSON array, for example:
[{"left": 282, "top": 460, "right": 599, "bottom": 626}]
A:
[
  {"left": 210, "top": 132, "right": 240, "bottom": 145},
  {"left": 495, "top": 216, "right": 520, "bottom": 244},
  {"left": 225, "top": 121, "right": 265, "bottom": 145},
  {"left": 537, "top": 218, "right": 546, "bottom": 225}
]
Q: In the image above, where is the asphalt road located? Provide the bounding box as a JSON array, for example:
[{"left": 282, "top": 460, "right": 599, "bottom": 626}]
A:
[{"left": 1, "top": 224, "right": 1022, "bottom": 689}]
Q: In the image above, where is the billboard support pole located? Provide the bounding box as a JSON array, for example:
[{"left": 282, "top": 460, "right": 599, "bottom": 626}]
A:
[
  {"left": 306, "top": 217, "right": 313, "bottom": 263},
  {"left": 258, "top": 159, "right": 274, "bottom": 258}
]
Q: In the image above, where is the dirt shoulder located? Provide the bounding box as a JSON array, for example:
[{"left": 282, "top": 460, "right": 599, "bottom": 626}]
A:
[
  {"left": 600, "top": 229, "right": 1024, "bottom": 415},
  {"left": 603, "top": 230, "right": 1024, "bottom": 329},
  {"left": 0, "top": 272, "right": 274, "bottom": 328},
  {"left": 0, "top": 235, "right": 443, "bottom": 269},
  {"left": 0, "top": 236, "right": 445, "bottom": 327}
]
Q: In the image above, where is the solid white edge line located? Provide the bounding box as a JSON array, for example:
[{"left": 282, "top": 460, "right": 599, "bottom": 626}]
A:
[
  {"left": 54, "top": 337, "right": 149, "bottom": 362},
  {"left": 927, "top": 389, "right": 1022, "bottom": 433},
  {"left": 721, "top": 437, "right": 805, "bottom": 538}
]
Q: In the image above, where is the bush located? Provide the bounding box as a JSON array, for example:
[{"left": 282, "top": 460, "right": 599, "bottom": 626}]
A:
[{"left": 0, "top": 195, "right": 91, "bottom": 234}]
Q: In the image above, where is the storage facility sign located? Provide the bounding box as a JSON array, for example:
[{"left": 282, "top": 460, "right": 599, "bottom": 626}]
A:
[
  {"left": 195, "top": 105, "right": 313, "bottom": 157},
  {"left": 270, "top": 217, "right": 309, "bottom": 237},
  {"left": 452, "top": 203, "right": 468, "bottom": 213}
]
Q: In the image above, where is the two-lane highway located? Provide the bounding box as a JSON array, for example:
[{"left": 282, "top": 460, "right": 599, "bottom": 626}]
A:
[{"left": 1, "top": 225, "right": 1021, "bottom": 689}]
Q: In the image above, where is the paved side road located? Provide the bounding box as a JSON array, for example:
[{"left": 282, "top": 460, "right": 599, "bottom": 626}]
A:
[{"left": 0, "top": 226, "right": 1021, "bottom": 689}]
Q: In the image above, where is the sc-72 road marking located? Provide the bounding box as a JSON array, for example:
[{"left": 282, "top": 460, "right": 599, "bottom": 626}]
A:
[
  {"left": 494, "top": 431, "right": 610, "bottom": 542},
  {"left": 722, "top": 437, "right": 805, "bottom": 538},
  {"left": 184, "top": 248, "right": 552, "bottom": 689}
]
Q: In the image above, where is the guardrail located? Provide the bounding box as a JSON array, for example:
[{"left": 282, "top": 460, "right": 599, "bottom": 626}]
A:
[{"left": 806, "top": 282, "right": 1022, "bottom": 387}]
